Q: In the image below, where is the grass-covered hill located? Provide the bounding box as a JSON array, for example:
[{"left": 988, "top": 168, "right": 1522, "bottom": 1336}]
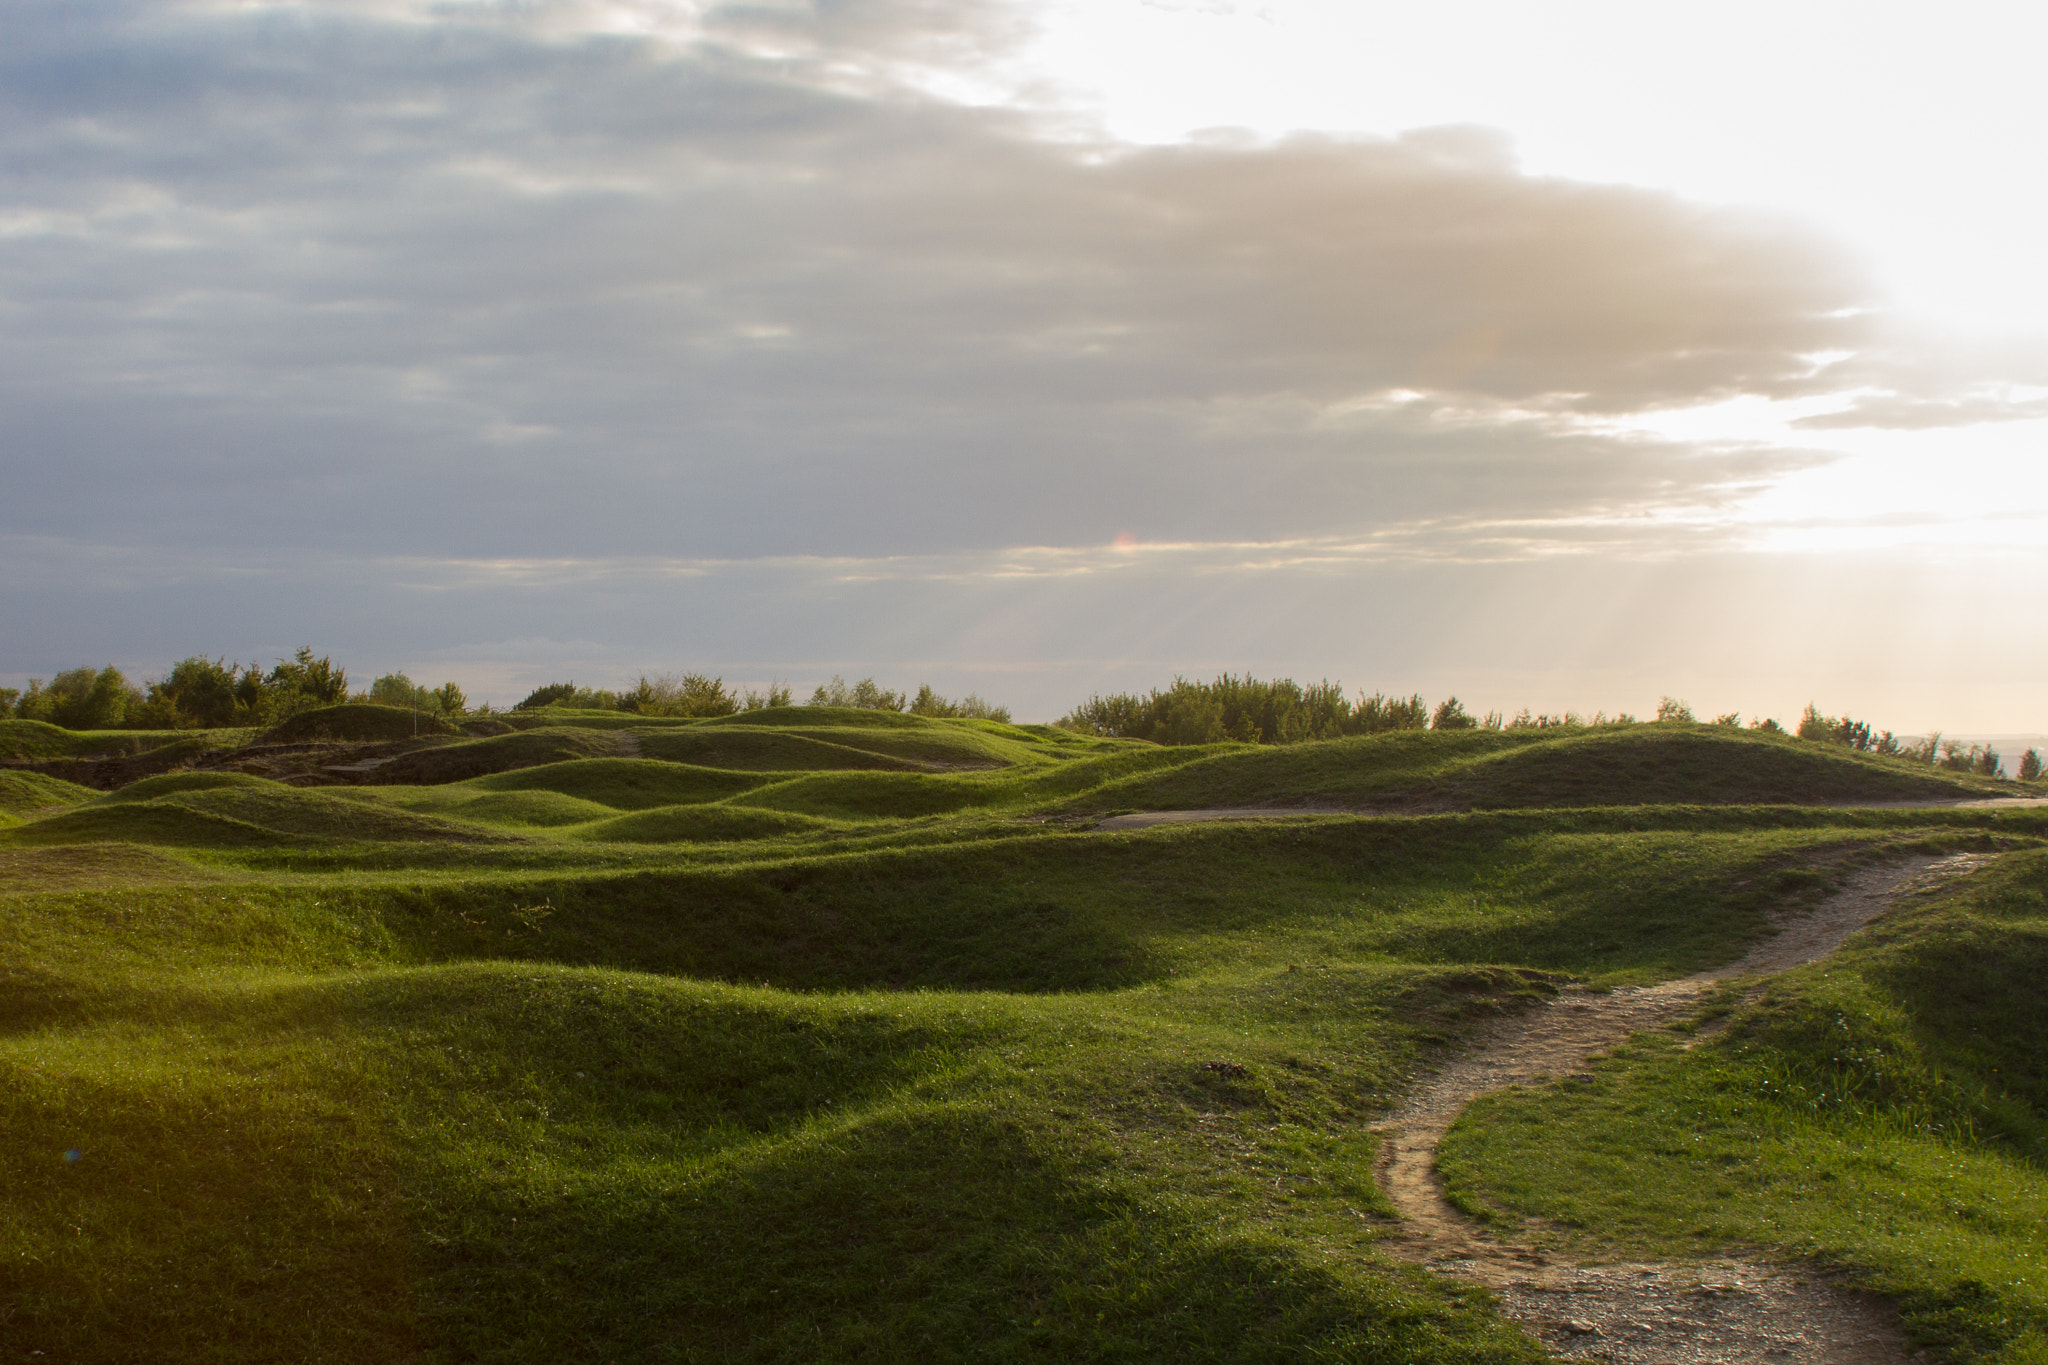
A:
[{"left": 3, "top": 707, "right": 2045, "bottom": 1362}]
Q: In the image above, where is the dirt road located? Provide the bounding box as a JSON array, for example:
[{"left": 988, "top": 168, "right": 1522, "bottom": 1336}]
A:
[{"left": 1371, "top": 854, "right": 1986, "bottom": 1364}]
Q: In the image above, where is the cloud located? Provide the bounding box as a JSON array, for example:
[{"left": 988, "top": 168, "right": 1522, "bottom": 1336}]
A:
[
  {"left": 0, "top": 0, "right": 1889, "bottom": 573},
  {"left": 12, "top": 0, "right": 2041, "bottom": 729}
]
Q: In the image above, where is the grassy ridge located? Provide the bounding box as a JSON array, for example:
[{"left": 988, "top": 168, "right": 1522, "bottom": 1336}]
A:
[{"left": 1, "top": 712, "right": 2044, "bottom": 1361}]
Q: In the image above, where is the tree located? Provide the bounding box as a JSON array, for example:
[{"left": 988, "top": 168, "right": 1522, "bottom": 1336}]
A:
[
  {"left": 624, "top": 672, "right": 736, "bottom": 717},
  {"left": 808, "top": 676, "right": 906, "bottom": 711},
  {"left": 265, "top": 648, "right": 349, "bottom": 715},
  {"left": 1656, "top": 697, "right": 1695, "bottom": 722},
  {"left": 1431, "top": 696, "right": 1476, "bottom": 730},
  {"left": 22, "top": 666, "right": 143, "bottom": 730},
  {"left": 2021, "top": 749, "right": 2043, "bottom": 782},
  {"left": 146, "top": 657, "right": 245, "bottom": 728}
]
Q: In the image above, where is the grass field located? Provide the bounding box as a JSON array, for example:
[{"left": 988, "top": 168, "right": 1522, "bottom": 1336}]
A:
[{"left": 2, "top": 709, "right": 2044, "bottom": 1362}]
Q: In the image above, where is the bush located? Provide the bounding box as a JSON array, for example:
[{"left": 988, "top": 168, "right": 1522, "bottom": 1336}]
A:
[
  {"left": 15, "top": 666, "right": 143, "bottom": 730},
  {"left": 1058, "top": 676, "right": 1434, "bottom": 745},
  {"left": 907, "top": 685, "right": 1011, "bottom": 723},
  {"left": 369, "top": 673, "right": 469, "bottom": 716},
  {"left": 2021, "top": 749, "right": 2043, "bottom": 783},
  {"left": 265, "top": 703, "right": 457, "bottom": 743},
  {"left": 145, "top": 657, "right": 246, "bottom": 728},
  {"left": 1655, "top": 697, "right": 1696, "bottom": 723},
  {"left": 808, "top": 676, "right": 906, "bottom": 711},
  {"left": 1431, "top": 696, "right": 1478, "bottom": 731},
  {"left": 624, "top": 673, "right": 737, "bottom": 718},
  {"left": 740, "top": 683, "right": 794, "bottom": 711},
  {"left": 514, "top": 682, "right": 619, "bottom": 712},
  {"left": 262, "top": 648, "right": 350, "bottom": 718}
]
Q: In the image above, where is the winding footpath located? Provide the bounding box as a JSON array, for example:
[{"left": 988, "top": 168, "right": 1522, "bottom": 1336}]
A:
[{"left": 1371, "top": 854, "right": 1988, "bottom": 1365}]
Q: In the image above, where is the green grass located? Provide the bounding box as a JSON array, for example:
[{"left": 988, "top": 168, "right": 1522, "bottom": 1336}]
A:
[
  {"left": 2, "top": 711, "right": 2044, "bottom": 1361},
  {"left": 0, "top": 769, "right": 98, "bottom": 822},
  {"left": 1062, "top": 724, "right": 1997, "bottom": 813},
  {"left": 0, "top": 719, "right": 256, "bottom": 761}
]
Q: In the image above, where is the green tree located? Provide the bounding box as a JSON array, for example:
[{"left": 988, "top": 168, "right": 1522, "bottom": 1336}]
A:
[
  {"left": 264, "top": 648, "right": 349, "bottom": 717},
  {"left": 146, "top": 657, "right": 245, "bottom": 728},
  {"left": 1430, "top": 696, "right": 1476, "bottom": 731},
  {"left": 24, "top": 666, "right": 143, "bottom": 730},
  {"left": 808, "top": 676, "right": 906, "bottom": 711}
]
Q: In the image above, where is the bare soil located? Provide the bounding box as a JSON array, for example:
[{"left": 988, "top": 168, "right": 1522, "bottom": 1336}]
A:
[
  {"left": 1094, "top": 802, "right": 2045, "bottom": 831},
  {"left": 1371, "top": 854, "right": 1990, "bottom": 1364}
]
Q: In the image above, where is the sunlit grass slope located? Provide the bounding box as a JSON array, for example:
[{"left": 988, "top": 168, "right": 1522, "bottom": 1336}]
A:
[
  {"left": 0, "top": 770, "right": 97, "bottom": 825},
  {"left": 1439, "top": 850, "right": 2048, "bottom": 1364},
  {"left": 2, "top": 709, "right": 2044, "bottom": 1362},
  {"left": 1062, "top": 724, "right": 1994, "bottom": 813}
]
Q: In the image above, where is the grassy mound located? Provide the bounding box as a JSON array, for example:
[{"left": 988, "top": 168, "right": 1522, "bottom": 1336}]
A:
[
  {"left": 99, "top": 771, "right": 281, "bottom": 802},
  {"left": 0, "top": 958, "right": 1546, "bottom": 1364},
  {"left": 1062, "top": 724, "right": 1986, "bottom": 814},
  {"left": 579, "top": 804, "right": 839, "bottom": 843},
  {"left": 632, "top": 727, "right": 931, "bottom": 772},
  {"left": 264, "top": 704, "right": 459, "bottom": 744},
  {"left": 1443, "top": 725, "right": 1977, "bottom": 808},
  {"left": 0, "top": 720, "right": 227, "bottom": 762},
  {"left": 6, "top": 782, "right": 509, "bottom": 849},
  {"left": 465, "top": 757, "right": 772, "bottom": 809},
  {"left": 0, "top": 771, "right": 97, "bottom": 820},
  {"left": 369, "top": 728, "right": 626, "bottom": 784}
]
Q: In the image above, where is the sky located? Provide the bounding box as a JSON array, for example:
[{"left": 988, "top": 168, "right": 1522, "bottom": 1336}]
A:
[{"left": 2, "top": 0, "right": 2043, "bottom": 727}]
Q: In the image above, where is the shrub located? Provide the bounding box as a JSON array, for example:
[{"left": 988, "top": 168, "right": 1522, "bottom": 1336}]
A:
[
  {"left": 514, "top": 682, "right": 619, "bottom": 711},
  {"left": 908, "top": 684, "right": 1012, "bottom": 723},
  {"left": 369, "top": 672, "right": 468, "bottom": 716},
  {"left": 1431, "top": 696, "right": 1476, "bottom": 731},
  {"left": 145, "top": 657, "right": 246, "bottom": 728},
  {"left": 1355, "top": 692, "right": 1431, "bottom": 733},
  {"left": 1655, "top": 696, "right": 1696, "bottom": 723},
  {"left": 808, "top": 676, "right": 907, "bottom": 711},
  {"left": 1059, "top": 676, "right": 1437, "bottom": 745},
  {"left": 16, "top": 666, "right": 143, "bottom": 730},
  {"left": 263, "top": 648, "right": 349, "bottom": 718},
  {"left": 740, "top": 683, "right": 794, "bottom": 711},
  {"left": 2021, "top": 749, "right": 2043, "bottom": 783},
  {"left": 624, "top": 673, "right": 737, "bottom": 718},
  {"left": 1506, "top": 709, "right": 1586, "bottom": 729}
]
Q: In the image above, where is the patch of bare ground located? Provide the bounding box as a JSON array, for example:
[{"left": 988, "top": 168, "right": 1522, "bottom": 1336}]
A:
[
  {"left": 1373, "top": 854, "right": 1990, "bottom": 1365},
  {"left": 1094, "top": 801, "right": 2046, "bottom": 830}
]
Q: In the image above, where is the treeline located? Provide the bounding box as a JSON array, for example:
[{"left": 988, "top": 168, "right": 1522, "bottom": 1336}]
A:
[
  {"left": 1055, "top": 675, "right": 1614, "bottom": 745},
  {"left": 2, "top": 653, "right": 1016, "bottom": 731},
  {"left": 1056, "top": 675, "right": 2042, "bottom": 779},
  {"left": 0, "top": 650, "right": 397, "bottom": 731},
  {"left": 512, "top": 673, "right": 1010, "bottom": 722},
  {"left": 1792, "top": 703, "right": 2021, "bottom": 777}
]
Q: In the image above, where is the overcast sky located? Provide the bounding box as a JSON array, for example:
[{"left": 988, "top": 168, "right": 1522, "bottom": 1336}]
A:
[{"left": 3, "top": 0, "right": 2043, "bottom": 727}]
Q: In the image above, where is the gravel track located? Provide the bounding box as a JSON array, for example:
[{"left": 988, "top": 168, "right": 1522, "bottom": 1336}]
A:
[{"left": 1369, "top": 854, "right": 1990, "bottom": 1364}]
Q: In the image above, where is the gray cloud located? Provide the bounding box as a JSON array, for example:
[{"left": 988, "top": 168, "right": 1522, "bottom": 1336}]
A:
[
  {"left": 16, "top": 0, "right": 2034, "bottom": 717},
  {"left": 0, "top": 0, "right": 1879, "bottom": 564}
]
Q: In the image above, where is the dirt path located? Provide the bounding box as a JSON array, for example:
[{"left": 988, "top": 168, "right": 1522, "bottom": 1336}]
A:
[
  {"left": 1094, "top": 800, "right": 2046, "bottom": 830},
  {"left": 1372, "top": 854, "right": 1987, "bottom": 1364}
]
